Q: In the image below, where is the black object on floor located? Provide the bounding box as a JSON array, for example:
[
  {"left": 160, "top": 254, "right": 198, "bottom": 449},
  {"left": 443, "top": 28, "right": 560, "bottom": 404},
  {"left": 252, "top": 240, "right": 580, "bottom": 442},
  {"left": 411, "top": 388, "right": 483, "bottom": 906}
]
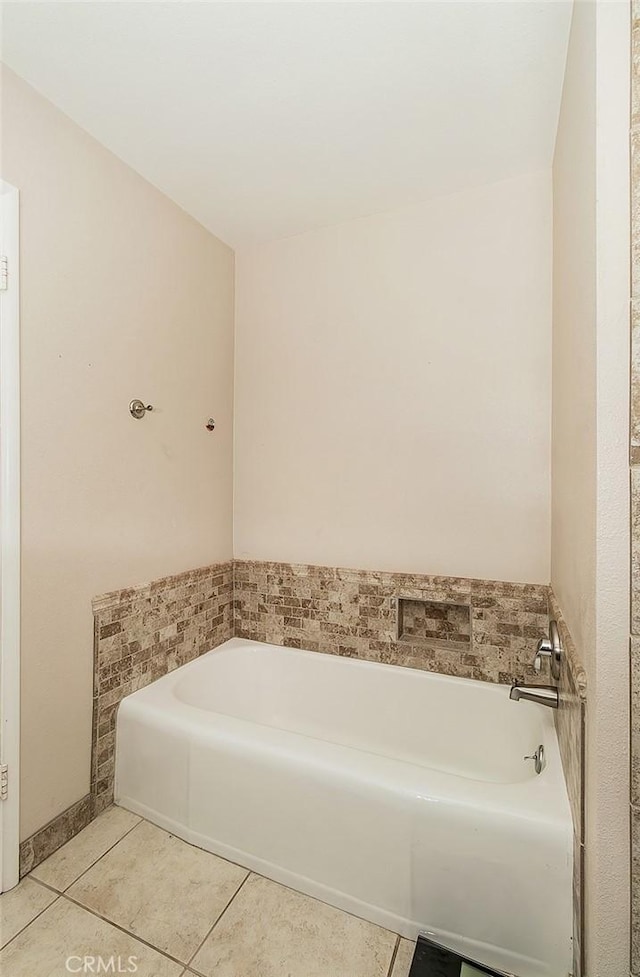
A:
[{"left": 408, "top": 935, "right": 516, "bottom": 977}]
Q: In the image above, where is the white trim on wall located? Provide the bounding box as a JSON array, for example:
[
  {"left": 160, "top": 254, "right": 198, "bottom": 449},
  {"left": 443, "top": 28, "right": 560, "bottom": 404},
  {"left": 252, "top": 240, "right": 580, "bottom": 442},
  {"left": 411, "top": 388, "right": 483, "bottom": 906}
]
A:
[
  {"left": 588, "top": 2, "right": 631, "bottom": 972},
  {"left": 0, "top": 180, "right": 21, "bottom": 892}
]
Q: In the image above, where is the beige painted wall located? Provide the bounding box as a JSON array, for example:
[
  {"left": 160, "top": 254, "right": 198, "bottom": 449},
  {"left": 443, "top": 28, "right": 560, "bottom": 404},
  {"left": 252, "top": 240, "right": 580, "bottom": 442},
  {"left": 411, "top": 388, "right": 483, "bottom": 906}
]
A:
[
  {"left": 234, "top": 171, "right": 552, "bottom": 584},
  {"left": 551, "top": 2, "right": 630, "bottom": 973},
  {"left": 552, "top": 0, "right": 597, "bottom": 671},
  {"left": 1, "top": 68, "right": 235, "bottom": 839}
]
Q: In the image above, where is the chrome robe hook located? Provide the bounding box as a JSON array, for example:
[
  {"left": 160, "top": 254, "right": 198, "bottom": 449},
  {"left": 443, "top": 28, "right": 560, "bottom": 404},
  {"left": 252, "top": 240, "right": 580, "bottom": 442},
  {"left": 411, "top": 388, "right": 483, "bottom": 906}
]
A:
[{"left": 129, "top": 399, "right": 153, "bottom": 419}]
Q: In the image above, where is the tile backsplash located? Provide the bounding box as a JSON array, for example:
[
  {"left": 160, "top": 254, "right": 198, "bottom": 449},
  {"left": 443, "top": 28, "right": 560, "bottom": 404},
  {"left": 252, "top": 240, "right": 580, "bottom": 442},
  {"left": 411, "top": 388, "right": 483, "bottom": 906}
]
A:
[{"left": 234, "top": 560, "right": 549, "bottom": 684}]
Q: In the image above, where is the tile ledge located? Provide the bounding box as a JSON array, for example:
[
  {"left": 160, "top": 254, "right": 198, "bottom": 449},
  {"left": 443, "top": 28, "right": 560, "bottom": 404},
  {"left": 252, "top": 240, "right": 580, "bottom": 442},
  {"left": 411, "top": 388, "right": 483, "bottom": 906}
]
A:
[
  {"left": 92, "top": 560, "right": 233, "bottom": 612},
  {"left": 548, "top": 587, "right": 588, "bottom": 700},
  {"left": 235, "top": 558, "right": 548, "bottom": 596}
]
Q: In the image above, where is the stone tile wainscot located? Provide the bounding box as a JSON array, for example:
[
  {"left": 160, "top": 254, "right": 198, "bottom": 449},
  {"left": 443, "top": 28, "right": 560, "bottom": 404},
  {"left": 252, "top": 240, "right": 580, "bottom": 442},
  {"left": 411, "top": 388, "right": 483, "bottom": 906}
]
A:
[
  {"left": 234, "top": 560, "right": 549, "bottom": 684},
  {"left": 91, "top": 562, "right": 233, "bottom": 815}
]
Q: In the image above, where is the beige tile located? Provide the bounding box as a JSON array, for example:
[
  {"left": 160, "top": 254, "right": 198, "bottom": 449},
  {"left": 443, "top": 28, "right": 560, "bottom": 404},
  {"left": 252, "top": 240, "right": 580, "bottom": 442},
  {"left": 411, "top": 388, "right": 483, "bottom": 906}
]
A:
[
  {"left": 68, "top": 820, "right": 247, "bottom": 963},
  {"left": 191, "top": 874, "right": 396, "bottom": 977},
  {"left": 31, "top": 805, "right": 141, "bottom": 891},
  {"left": 390, "top": 939, "right": 415, "bottom": 977},
  {"left": 0, "top": 877, "right": 57, "bottom": 949},
  {"left": 0, "top": 896, "right": 182, "bottom": 977}
]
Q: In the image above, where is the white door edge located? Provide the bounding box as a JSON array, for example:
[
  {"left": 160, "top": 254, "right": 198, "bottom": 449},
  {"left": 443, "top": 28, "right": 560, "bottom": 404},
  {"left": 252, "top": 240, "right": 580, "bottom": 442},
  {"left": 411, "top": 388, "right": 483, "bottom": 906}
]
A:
[{"left": 0, "top": 180, "right": 21, "bottom": 892}]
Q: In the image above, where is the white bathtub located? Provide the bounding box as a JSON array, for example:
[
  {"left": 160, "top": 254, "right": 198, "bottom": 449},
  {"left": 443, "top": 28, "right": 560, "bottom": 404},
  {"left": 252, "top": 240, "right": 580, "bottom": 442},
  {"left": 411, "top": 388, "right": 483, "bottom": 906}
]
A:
[{"left": 115, "top": 637, "right": 572, "bottom": 977}]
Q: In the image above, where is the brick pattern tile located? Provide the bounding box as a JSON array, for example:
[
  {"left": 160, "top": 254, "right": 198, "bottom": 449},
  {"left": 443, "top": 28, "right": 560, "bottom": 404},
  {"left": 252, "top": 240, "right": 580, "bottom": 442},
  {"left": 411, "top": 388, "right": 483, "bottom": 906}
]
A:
[
  {"left": 233, "top": 560, "right": 549, "bottom": 685},
  {"left": 91, "top": 562, "right": 233, "bottom": 813}
]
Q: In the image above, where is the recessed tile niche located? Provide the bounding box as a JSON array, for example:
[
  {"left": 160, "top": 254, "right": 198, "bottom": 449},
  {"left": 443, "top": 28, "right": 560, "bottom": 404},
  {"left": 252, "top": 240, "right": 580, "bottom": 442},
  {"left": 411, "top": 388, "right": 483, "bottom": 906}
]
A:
[{"left": 396, "top": 596, "right": 471, "bottom": 650}]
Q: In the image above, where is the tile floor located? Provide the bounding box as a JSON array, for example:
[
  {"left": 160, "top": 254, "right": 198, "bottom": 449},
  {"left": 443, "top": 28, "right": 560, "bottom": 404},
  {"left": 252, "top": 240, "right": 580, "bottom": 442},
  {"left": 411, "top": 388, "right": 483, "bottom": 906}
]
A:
[{"left": 0, "top": 805, "right": 414, "bottom": 977}]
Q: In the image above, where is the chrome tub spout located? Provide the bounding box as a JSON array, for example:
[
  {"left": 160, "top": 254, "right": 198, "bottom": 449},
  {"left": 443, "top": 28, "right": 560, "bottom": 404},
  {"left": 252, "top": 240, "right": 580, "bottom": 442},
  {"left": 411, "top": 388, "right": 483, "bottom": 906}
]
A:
[{"left": 509, "top": 683, "right": 559, "bottom": 709}]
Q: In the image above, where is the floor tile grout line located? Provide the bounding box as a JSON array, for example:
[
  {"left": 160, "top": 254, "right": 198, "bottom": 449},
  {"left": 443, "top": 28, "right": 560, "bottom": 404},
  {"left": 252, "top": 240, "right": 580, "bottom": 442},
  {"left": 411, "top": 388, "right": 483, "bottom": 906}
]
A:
[
  {"left": 57, "top": 890, "right": 188, "bottom": 969},
  {"left": 185, "top": 870, "right": 252, "bottom": 972},
  {"left": 31, "top": 819, "right": 249, "bottom": 973},
  {"left": 29, "top": 876, "right": 60, "bottom": 896},
  {"left": 30, "top": 810, "right": 143, "bottom": 895},
  {"left": 0, "top": 889, "right": 61, "bottom": 953},
  {"left": 386, "top": 934, "right": 401, "bottom": 977},
  {"left": 29, "top": 811, "right": 388, "bottom": 969}
]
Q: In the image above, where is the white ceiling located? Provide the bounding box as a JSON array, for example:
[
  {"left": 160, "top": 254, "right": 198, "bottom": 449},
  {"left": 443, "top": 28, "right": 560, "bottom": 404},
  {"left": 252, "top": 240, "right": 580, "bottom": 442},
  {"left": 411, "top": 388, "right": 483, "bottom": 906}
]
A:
[{"left": 2, "top": 1, "right": 573, "bottom": 248}]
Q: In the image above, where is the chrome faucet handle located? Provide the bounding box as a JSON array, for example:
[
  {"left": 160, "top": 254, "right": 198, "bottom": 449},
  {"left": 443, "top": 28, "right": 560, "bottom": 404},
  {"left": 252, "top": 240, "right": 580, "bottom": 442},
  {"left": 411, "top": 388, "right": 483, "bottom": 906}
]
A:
[
  {"left": 524, "top": 744, "right": 545, "bottom": 774},
  {"left": 533, "top": 637, "right": 553, "bottom": 673},
  {"left": 532, "top": 621, "right": 562, "bottom": 680}
]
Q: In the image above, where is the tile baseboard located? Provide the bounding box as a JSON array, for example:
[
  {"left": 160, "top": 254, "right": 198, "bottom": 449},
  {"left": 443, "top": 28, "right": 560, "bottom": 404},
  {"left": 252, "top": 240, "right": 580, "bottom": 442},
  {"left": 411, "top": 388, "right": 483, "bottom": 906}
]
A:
[{"left": 19, "top": 793, "right": 92, "bottom": 877}]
